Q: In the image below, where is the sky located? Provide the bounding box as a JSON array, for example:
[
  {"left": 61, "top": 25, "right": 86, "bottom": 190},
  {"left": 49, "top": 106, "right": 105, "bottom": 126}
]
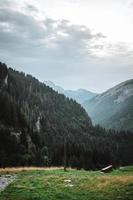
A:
[{"left": 0, "top": 0, "right": 133, "bottom": 93}]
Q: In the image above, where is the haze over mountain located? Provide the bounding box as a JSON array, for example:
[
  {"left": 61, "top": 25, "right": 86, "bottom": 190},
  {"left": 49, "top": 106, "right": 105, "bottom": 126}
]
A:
[
  {"left": 83, "top": 79, "right": 133, "bottom": 131},
  {"left": 44, "top": 81, "right": 97, "bottom": 104}
]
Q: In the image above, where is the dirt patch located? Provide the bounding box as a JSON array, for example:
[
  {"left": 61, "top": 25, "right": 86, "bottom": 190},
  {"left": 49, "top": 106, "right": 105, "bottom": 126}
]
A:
[{"left": 0, "top": 167, "right": 63, "bottom": 174}]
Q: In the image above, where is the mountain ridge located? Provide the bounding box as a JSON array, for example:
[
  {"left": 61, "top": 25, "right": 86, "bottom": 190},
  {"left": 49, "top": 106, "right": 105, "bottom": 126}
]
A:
[
  {"left": 83, "top": 79, "right": 133, "bottom": 131},
  {"left": 44, "top": 80, "right": 97, "bottom": 104}
]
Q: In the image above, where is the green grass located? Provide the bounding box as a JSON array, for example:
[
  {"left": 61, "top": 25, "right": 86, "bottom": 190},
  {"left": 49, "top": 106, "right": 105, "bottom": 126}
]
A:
[{"left": 0, "top": 166, "right": 133, "bottom": 200}]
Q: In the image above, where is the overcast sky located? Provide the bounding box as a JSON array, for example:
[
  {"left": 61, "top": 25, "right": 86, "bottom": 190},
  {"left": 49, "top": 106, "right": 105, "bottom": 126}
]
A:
[{"left": 0, "top": 0, "right": 133, "bottom": 92}]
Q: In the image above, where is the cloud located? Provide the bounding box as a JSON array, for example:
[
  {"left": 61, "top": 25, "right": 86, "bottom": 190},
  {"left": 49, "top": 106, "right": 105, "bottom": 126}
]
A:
[
  {"left": 127, "top": 0, "right": 133, "bottom": 6},
  {"left": 0, "top": 0, "right": 133, "bottom": 93},
  {"left": 0, "top": 0, "right": 11, "bottom": 7},
  {"left": 25, "top": 4, "right": 39, "bottom": 13},
  {"left": 1, "top": 1, "right": 132, "bottom": 62},
  {"left": 0, "top": 2, "right": 104, "bottom": 60}
]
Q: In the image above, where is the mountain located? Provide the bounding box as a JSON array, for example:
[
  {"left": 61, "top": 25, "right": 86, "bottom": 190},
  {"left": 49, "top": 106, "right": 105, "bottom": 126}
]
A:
[
  {"left": 44, "top": 81, "right": 97, "bottom": 104},
  {"left": 0, "top": 62, "right": 93, "bottom": 168},
  {"left": 0, "top": 62, "right": 133, "bottom": 169},
  {"left": 83, "top": 79, "right": 133, "bottom": 131}
]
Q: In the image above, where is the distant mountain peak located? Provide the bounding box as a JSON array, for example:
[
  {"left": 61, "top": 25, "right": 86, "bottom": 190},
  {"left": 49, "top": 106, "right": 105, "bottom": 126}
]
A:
[
  {"left": 44, "top": 80, "right": 64, "bottom": 93},
  {"left": 44, "top": 81, "right": 97, "bottom": 104}
]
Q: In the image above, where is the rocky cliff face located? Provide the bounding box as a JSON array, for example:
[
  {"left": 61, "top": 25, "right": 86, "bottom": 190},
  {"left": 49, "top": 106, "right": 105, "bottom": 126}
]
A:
[{"left": 0, "top": 63, "right": 8, "bottom": 88}]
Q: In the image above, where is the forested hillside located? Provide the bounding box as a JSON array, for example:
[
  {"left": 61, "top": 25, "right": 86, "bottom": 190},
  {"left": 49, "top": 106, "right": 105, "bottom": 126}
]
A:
[{"left": 0, "top": 62, "right": 133, "bottom": 169}]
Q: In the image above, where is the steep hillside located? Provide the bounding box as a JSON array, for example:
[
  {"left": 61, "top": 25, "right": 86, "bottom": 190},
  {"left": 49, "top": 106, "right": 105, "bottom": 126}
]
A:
[
  {"left": 83, "top": 80, "right": 133, "bottom": 131},
  {"left": 0, "top": 62, "right": 93, "bottom": 167},
  {"left": 44, "top": 81, "right": 97, "bottom": 104}
]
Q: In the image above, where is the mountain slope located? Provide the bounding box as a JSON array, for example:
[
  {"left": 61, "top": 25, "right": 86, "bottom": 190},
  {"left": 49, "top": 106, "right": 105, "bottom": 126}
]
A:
[
  {"left": 44, "top": 81, "right": 97, "bottom": 104},
  {"left": 0, "top": 62, "right": 133, "bottom": 169},
  {"left": 83, "top": 80, "right": 133, "bottom": 131},
  {"left": 0, "top": 62, "right": 93, "bottom": 167}
]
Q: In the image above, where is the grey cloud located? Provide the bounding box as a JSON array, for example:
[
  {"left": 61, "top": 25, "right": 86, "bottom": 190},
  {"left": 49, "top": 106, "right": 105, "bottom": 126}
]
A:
[
  {"left": 0, "top": 4, "right": 104, "bottom": 60},
  {"left": 0, "top": 2, "right": 105, "bottom": 86},
  {"left": 0, "top": 8, "right": 45, "bottom": 40},
  {"left": 0, "top": 0, "right": 11, "bottom": 7},
  {"left": 0, "top": 0, "right": 132, "bottom": 93},
  {"left": 25, "top": 4, "right": 39, "bottom": 13},
  {"left": 42, "top": 19, "right": 105, "bottom": 58}
]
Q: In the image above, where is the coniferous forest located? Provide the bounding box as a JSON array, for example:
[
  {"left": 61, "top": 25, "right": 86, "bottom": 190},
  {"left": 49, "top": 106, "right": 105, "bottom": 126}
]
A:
[{"left": 0, "top": 62, "right": 133, "bottom": 169}]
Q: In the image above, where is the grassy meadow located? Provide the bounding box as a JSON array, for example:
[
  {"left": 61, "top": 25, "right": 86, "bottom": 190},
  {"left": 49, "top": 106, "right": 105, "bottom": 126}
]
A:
[{"left": 0, "top": 166, "right": 133, "bottom": 200}]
